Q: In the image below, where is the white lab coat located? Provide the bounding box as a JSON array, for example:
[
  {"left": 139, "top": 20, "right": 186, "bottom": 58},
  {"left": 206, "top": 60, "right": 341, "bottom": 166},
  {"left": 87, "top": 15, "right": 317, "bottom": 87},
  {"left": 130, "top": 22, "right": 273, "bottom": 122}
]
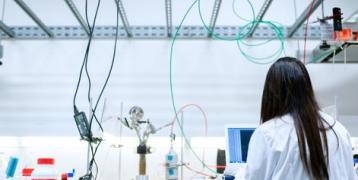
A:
[{"left": 245, "top": 112, "right": 357, "bottom": 180}]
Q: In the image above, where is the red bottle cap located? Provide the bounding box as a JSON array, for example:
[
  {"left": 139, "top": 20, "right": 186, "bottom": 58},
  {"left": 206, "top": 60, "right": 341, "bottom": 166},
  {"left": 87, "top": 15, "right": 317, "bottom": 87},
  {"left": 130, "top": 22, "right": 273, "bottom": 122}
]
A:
[
  {"left": 61, "top": 173, "right": 68, "bottom": 180},
  {"left": 37, "top": 158, "right": 55, "bottom": 165}
]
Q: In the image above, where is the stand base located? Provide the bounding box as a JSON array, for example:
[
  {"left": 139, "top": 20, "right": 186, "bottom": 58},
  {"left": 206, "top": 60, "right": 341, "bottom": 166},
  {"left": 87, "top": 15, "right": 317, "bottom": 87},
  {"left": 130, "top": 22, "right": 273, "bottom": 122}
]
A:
[{"left": 136, "top": 175, "right": 149, "bottom": 180}]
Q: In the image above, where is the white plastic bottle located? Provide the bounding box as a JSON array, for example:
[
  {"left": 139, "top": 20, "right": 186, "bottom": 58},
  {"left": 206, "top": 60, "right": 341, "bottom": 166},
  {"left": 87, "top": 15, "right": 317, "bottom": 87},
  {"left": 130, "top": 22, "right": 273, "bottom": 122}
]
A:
[
  {"left": 31, "top": 158, "right": 58, "bottom": 180},
  {"left": 165, "top": 147, "right": 178, "bottom": 180}
]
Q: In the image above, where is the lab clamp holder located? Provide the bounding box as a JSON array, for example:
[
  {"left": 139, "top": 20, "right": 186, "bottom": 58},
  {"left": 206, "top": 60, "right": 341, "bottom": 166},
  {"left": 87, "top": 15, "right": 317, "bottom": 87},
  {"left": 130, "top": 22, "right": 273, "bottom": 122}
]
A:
[{"left": 119, "top": 106, "right": 171, "bottom": 180}]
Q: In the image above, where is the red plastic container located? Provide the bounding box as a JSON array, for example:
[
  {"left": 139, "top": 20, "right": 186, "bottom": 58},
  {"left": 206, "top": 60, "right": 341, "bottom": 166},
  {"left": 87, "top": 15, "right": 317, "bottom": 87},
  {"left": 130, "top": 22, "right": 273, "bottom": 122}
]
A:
[{"left": 334, "top": 28, "right": 353, "bottom": 41}]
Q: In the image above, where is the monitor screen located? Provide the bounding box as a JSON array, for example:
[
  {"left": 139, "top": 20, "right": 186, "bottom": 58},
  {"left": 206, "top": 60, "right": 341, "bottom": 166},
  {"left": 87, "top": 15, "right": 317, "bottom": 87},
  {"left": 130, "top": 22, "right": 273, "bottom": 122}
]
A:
[{"left": 227, "top": 128, "right": 255, "bottom": 163}]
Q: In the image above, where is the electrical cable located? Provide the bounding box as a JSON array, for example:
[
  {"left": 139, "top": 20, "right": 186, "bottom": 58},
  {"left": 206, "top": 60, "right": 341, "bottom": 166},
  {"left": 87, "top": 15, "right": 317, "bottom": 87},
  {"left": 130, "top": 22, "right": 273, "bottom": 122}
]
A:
[
  {"left": 84, "top": 0, "right": 104, "bottom": 133},
  {"left": 73, "top": 0, "right": 119, "bottom": 178},
  {"left": 235, "top": 20, "right": 285, "bottom": 64},
  {"left": 88, "top": 1, "right": 120, "bottom": 179},
  {"left": 198, "top": 0, "right": 285, "bottom": 64},
  {"left": 232, "top": 0, "right": 255, "bottom": 22},
  {"left": 169, "top": 104, "right": 208, "bottom": 136},
  {"left": 88, "top": 0, "right": 119, "bottom": 133},
  {"left": 93, "top": 9, "right": 119, "bottom": 180},
  {"left": 72, "top": 0, "right": 101, "bottom": 178},
  {"left": 72, "top": 0, "right": 101, "bottom": 108},
  {"left": 169, "top": 0, "right": 285, "bottom": 175},
  {"left": 91, "top": 141, "right": 102, "bottom": 179},
  {"left": 169, "top": 0, "right": 219, "bottom": 175},
  {"left": 81, "top": 0, "right": 103, "bottom": 179}
]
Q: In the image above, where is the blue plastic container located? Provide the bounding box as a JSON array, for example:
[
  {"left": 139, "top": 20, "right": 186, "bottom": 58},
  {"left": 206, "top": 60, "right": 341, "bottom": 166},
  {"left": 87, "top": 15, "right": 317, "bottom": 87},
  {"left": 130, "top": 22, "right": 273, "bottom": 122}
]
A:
[{"left": 6, "top": 156, "right": 19, "bottom": 178}]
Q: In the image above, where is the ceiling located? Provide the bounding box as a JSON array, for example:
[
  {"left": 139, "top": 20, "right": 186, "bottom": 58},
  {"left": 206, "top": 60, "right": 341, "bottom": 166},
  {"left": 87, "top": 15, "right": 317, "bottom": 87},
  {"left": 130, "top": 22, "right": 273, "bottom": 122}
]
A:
[{"left": 0, "top": 0, "right": 357, "bottom": 28}]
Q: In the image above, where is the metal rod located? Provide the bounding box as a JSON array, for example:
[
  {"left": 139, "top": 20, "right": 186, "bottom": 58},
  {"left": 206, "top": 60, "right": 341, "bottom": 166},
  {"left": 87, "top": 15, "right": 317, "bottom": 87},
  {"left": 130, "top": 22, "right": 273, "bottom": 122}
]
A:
[
  {"left": 180, "top": 112, "right": 184, "bottom": 180},
  {"left": 118, "top": 102, "right": 123, "bottom": 180},
  {"left": 248, "top": 0, "right": 273, "bottom": 37},
  {"left": 208, "top": 0, "right": 222, "bottom": 37},
  {"left": 86, "top": 141, "right": 91, "bottom": 174},
  {"left": 114, "top": 0, "right": 132, "bottom": 37},
  {"left": 287, "top": 0, "right": 323, "bottom": 38},
  {"left": 321, "top": 0, "right": 325, "bottom": 18},
  {"left": 13, "top": 0, "right": 53, "bottom": 37},
  {"left": 165, "top": 0, "right": 172, "bottom": 37},
  {"left": 64, "top": 0, "right": 90, "bottom": 36},
  {"left": 0, "top": 21, "right": 15, "bottom": 37}
]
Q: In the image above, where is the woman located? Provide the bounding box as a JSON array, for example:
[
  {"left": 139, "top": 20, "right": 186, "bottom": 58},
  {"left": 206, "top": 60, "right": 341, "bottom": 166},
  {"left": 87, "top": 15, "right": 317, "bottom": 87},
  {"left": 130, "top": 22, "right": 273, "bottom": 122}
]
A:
[{"left": 245, "top": 57, "right": 356, "bottom": 180}]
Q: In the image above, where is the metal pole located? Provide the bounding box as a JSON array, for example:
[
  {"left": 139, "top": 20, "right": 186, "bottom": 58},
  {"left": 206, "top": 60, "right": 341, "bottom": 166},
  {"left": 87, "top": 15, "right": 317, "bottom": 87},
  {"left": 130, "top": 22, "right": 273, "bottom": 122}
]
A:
[
  {"left": 64, "top": 0, "right": 90, "bottom": 36},
  {"left": 208, "top": 0, "right": 222, "bottom": 37},
  {"left": 13, "top": 0, "right": 53, "bottom": 37},
  {"left": 180, "top": 112, "right": 184, "bottom": 180},
  {"left": 118, "top": 102, "right": 123, "bottom": 180},
  {"left": 165, "top": 0, "right": 172, "bottom": 37},
  {"left": 0, "top": 21, "right": 15, "bottom": 37},
  {"left": 287, "top": 0, "right": 323, "bottom": 38},
  {"left": 87, "top": 142, "right": 91, "bottom": 175},
  {"left": 114, "top": 0, "right": 132, "bottom": 37}
]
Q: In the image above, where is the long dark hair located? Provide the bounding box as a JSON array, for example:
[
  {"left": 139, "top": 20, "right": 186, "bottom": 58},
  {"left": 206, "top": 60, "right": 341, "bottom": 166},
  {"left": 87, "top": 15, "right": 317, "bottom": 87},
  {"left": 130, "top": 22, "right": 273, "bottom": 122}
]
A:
[{"left": 261, "top": 57, "right": 334, "bottom": 180}]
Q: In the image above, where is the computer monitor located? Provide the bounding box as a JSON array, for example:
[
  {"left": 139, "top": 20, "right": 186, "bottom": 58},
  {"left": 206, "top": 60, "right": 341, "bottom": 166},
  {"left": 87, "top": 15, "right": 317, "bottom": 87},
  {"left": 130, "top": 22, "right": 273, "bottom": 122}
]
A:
[{"left": 225, "top": 124, "right": 256, "bottom": 164}]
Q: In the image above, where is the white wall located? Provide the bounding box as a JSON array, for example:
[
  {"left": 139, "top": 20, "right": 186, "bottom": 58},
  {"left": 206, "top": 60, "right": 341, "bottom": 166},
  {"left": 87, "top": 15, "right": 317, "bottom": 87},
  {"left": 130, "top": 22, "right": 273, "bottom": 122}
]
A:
[{"left": 0, "top": 39, "right": 357, "bottom": 137}]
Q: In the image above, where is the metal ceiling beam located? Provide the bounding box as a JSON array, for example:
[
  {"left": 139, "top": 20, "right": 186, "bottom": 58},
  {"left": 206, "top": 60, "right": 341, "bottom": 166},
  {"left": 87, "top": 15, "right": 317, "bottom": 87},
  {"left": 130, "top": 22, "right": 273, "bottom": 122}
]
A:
[
  {"left": 165, "top": 0, "right": 172, "bottom": 37},
  {"left": 13, "top": 0, "right": 53, "bottom": 37},
  {"left": 0, "top": 25, "right": 336, "bottom": 39},
  {"left": 248, "top": 0, "right": 273, "bottom": 37},
  {"left": 208, "top": 0, "right": 222, "bottom": 37},
  {"left": 0, "top": 21, "right": 15, "bottom": 37},
  {"left": 287, "top": 0, "right": 323, "bottom": 38},
  {"left": 64, "top": 0, "right": 90, "bottom": 36},
  {"left": 114, "top": 0, "right": 132, "bottom": 37}
]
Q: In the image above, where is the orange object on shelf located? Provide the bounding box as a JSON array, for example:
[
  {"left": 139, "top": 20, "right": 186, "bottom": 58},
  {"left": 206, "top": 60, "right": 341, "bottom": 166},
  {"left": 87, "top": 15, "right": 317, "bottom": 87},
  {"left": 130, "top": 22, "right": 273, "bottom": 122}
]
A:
[
  {"left": 355, "top": 32, "right": 358, "bottom": 41},
  {"left": 334, "top": 28, "right": 353, "bottom": 41}
]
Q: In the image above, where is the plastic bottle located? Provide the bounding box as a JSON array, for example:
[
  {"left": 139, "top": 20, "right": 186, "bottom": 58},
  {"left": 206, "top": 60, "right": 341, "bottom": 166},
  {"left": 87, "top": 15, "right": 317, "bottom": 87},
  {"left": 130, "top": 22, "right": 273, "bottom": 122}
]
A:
[
  {"left": 6, "top": 156, "right": 19, "bottom": 179},
  {"left": 31, "top": 158, "right": 58, "bottom": 180},
  {"left": 165, "top": 147, "right": 178, "bottom": 180}
]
